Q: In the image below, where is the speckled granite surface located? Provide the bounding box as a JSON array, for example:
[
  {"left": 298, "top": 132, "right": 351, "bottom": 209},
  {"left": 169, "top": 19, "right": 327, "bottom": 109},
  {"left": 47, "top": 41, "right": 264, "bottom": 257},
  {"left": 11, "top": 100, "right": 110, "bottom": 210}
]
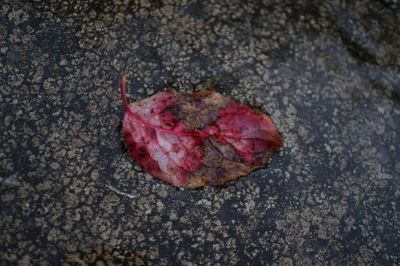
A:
[{"left": 1, "top": 0, "right": 400, "bottom": 265}]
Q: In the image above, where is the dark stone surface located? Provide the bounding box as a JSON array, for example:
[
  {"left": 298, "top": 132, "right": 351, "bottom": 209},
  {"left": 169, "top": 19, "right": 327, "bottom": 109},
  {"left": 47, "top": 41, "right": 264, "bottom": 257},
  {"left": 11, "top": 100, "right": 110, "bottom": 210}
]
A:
[{"left": 1, "top": 0, "right": 400, "bottom": 265}]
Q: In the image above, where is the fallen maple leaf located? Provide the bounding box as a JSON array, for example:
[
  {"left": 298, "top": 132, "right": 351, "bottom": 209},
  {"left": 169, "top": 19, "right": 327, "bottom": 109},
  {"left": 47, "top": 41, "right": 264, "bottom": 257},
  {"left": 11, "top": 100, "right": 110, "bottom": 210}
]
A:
[{"left": 121, "top": 76, "right": 283, "bottom": 188}]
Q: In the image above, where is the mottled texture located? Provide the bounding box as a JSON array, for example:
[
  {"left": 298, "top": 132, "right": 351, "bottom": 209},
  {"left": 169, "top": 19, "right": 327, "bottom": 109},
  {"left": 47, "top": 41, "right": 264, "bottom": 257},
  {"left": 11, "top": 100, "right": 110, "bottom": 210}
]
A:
[{"left": 1, "top": 0, "right": 400, "bottom": 265}]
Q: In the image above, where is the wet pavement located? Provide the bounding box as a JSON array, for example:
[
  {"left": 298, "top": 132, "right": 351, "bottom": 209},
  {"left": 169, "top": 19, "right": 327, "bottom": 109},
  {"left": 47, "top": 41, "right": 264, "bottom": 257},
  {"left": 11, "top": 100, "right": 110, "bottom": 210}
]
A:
[{"left": 1, "top": 0, "right": 400, "bottom": 265}]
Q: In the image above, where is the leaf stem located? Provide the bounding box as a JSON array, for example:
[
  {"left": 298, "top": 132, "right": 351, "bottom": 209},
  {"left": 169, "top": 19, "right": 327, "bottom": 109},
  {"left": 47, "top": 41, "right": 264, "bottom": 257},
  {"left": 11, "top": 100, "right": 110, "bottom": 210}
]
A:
[{"left": 120, "top": 75, "right": 130, "bottom": 111}]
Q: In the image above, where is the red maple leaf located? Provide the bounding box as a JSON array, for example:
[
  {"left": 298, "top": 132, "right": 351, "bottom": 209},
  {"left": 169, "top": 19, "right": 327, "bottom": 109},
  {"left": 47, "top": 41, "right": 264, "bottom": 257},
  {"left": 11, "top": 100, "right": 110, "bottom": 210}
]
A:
[{"left": 121, "top": 76, "right": 283, "bottom": 188}]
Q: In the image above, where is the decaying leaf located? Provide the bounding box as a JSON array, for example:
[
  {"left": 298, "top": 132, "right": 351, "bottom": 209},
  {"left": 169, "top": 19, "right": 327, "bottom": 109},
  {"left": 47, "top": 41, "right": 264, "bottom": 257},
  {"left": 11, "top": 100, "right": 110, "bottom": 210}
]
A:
[{"left": 121, "top": 76, "right": 283, "bottom": 188}]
